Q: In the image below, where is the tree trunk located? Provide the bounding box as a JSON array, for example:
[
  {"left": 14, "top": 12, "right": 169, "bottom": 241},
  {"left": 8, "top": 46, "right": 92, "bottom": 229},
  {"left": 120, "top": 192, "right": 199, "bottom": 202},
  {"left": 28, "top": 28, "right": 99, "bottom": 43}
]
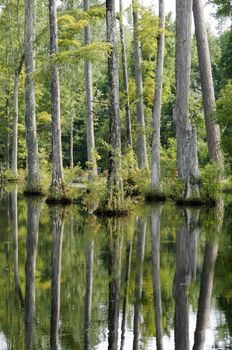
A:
[
  {"left": 193, "top": 0, "right": 223, "bottom": 168},
  {"left": 24, "top": 0, "right": 41, "bottom": 192},
  {"left": 24, "top": 199, "right": 40, "bottom": 350},
  {"left": 50, "top": 207, "right": 64, "bottom": 350},
  {"left": 174, "top": 0, "right": 200, "bottom": 199},
  {"left": 49, "top": 0, "right": 64, "bottom": 197},
  {"left": 70, "top": 113, "right": 74, "bottom": 169},
  {"left": 84, "top": 0, "right": 98, "bottom": 178},
  {"left": 151, "top": 206, "right": 163, "bottom": 350},
  {"left": 133, "top": 218, "right": 146, "bottom": 350},
  {"left": 132, "top": 0, "right": 149, "bottom": 170},
  {"left": 12, "top": 56, "right": 24, "bottom": 178},
  {"left": 84, "top": 240, "right": 94, "bottom": 350},
  {"left": 5, "top": 86, "right": 10, "bottom": 169},
  {"left": 119, "top": 0, "right": 133, "bottom": 149},
  {"left": 106, "top": 0, "right": 123, "bottom": 212},
  {"left": 151, "top": 0, "right": 165, "bottom": 190}
]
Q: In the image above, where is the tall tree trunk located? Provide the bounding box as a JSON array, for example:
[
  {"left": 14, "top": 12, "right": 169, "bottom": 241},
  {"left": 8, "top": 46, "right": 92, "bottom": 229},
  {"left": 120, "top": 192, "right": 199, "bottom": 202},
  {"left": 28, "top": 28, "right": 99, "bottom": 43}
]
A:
[
  {"left": 105, "top": 0, "right": 123, "bottom": 212},
  {"left": 12, "top": 56, "right": 24, "bottom": 178},
  {"left": 119, "top": 0, "right": 133, "bottom": 149},
  {"left": 24, "top": 199, "right": 40, "bottom": 350},
  {"left": 48, "top": 0, "right": 64, "bottom": 197},
  {"left": 83, "top": 240, "right": 94, "bottom": 350},
  {"left": 193, "top": 0, "right": 223, "bottom": 168},
  {"left": 174, "top": 0, "right": 200, "bottom": 199},
  {"left": 50, "top": 207, "right": 64, "bottom": 350},
  {"left": 133, "top": 218, "right": 146, "bottom": 350},
  {"left": 5, "top": 86, "right": 10, "bottom": 169},
  {"left": 24, "top": 0, "right": 41, "bottom": 192},
  {"left": 84, "top": 0, "right": 98, "bottom": 177},
  {"left": 70, "top": 112, "right": 74, "bottom": 170},
  {"left": 151, "top": 0, "right": 165, "bottom": 190},
  {"left": 132, "top": 0, "right": 149, "bottom": 170},
  {"left": 151, "top": 206, "right": 163, "bottom": 350}
]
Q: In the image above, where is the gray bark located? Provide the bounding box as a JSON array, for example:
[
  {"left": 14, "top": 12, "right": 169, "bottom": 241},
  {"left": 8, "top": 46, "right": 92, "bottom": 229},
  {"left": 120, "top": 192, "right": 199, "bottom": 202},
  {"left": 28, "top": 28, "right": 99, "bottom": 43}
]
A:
[
  {"left": 133, "top": 218, "right": 146, "bottom": 350},
  {"left": 49, "top": 0, "right": 64, "bottom": 194},
  {"left": 119, "top": 0, "right": 133, "bottom": 148},
  {"left": 174, "top": 0, "right": 200, "bottom": 199},
  {"left": 70, "top": 113, "right": 74, "bottom": 169},
  {"left": 24, "top": 199, "right": 40, "bottom": 350},
  {"left": 12, "top": 56, "right": 24, "bottom": 177},
  {"left": 132, "top": 0, "right": 149, "bottom": 169},
  {"left": 84, "top": 241, "right": 94, "bottom": 350},
  {"left": 24, "top": 0, "right": 41, "bottom": 191},
  {"left": 106, "top": 0, "right": 123, "bottom": 210},
  {"left": 193, "top": 0, "right": 223, "bottom": 166},
  {"left": 50, "top": 207, "right": 64, "bottom": 350},
  {"left": 151, "top": 0, "right": 165, "bottom": 189},
  {"left": 5, "top": 86, "right": 10, "bottom": 169},
  {"left": 84, "top": 0, "right": 98, "bottom": 177},
  {"left": 151, "top": 206, "right": 163, "bottom": 350}
]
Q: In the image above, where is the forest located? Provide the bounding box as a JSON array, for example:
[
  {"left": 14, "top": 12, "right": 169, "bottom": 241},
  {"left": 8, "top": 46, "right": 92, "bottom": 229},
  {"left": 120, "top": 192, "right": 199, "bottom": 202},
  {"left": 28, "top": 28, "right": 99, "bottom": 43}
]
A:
[{"left": 0, "top": 0, "right": 232, "bottom": 212}]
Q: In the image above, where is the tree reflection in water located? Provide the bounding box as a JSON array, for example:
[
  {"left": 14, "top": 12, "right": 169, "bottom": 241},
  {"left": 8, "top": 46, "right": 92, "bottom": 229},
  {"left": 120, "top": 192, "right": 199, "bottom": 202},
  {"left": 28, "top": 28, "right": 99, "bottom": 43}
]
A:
[
  {"left": 151, "top": 206, "right": 163, "bottom": 350},
  {"left": 133, "top": 218, "right": 146, "bottom": 350},
  {"left": 173, "top": 208, "right": 200, "bottom": 350},
  {"left": 84, "top": 240, "right": 94, "bottom": 350},
  {"left": 108, "top": 218, "right": 123, "bottom": 350},
  {"left": 24, "top": 198, "right": 41, "bottom": 350},
  {"left": 50, "top": 206, "right": 65, "bottom": 350}
]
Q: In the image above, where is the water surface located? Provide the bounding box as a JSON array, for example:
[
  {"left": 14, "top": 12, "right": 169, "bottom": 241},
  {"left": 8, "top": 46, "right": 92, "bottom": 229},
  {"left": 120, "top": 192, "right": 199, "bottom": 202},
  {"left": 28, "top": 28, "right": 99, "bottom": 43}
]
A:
[{"left": 0, "top": 189, "right": 232, "bottom": 349}]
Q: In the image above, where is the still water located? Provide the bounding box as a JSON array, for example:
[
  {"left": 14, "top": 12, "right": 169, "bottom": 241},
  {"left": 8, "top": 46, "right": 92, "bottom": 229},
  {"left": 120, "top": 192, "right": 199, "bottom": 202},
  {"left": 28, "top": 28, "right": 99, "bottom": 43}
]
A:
[{"left": 0, "top": 188, "right": 232, "bottom": 349}]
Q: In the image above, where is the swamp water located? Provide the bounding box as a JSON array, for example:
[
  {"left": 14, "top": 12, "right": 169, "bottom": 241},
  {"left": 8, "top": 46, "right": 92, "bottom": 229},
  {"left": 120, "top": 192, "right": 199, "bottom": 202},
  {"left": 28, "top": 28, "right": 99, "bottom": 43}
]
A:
[{"left": 0, "top": 189, "right": 232, "bottom": 349}]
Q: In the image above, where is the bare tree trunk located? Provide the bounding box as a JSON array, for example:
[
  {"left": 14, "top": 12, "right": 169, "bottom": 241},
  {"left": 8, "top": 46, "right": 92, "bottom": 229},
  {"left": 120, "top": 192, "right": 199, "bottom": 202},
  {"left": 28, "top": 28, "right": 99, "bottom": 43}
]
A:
[
  {"left": 151, "top": 206, "right": 163, "bottom": 350},
  {"left": 151, "top": 0, "right": 165, "bottom": 190},
  {"left": 119, "top": 0, "right": 133, "bottom": 149},
  {"left": 24, "top": 0, "right": 41, "bottom": 192},
  {"left": 70, "top": 113, "right": 74, "bottom": 170},
  {"left": 84, "top": 0, "right": 98, "bottom": 177},
  {"left": 24, "top": 199, "right": 40, "bottom": 350},
  {"left": 84, "top": 241, "right": 94, "bottom": 350},
  {"left": 48, "top": 0, "right": 64, "bottom": 197},
  {"left": 132, "top": 0, "right": 149, "bottom": 170},
  {"left": 174, "top": 0, "right": 200, "bottom": 200},
  {"left": 50, "top": 207, "right": 64, "bottom": 350},
  {"left": 193, "top": 0, "right": 223, "bottom": 168},
  {"left": 133, "top": 218, "right": 146, "bottom": 350},
  {"left": 105, "top": 0, "right": 123, "bottom": 212},
  {"left": 12, "top": 56, "right": 24, "bottom": 178},
  {"left": 5, "top": 86, "right": 10, "bottom": 169}
]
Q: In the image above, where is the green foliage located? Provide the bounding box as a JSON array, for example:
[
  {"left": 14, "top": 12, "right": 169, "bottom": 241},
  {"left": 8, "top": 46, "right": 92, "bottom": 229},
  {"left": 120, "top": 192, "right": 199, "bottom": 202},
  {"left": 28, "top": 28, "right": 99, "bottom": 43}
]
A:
[
  {"left": 200, "top": 162, "right": 222, "bottom": 201},
  {"left": 217, "top": 80, "right": 232, "bottom": 168}
]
